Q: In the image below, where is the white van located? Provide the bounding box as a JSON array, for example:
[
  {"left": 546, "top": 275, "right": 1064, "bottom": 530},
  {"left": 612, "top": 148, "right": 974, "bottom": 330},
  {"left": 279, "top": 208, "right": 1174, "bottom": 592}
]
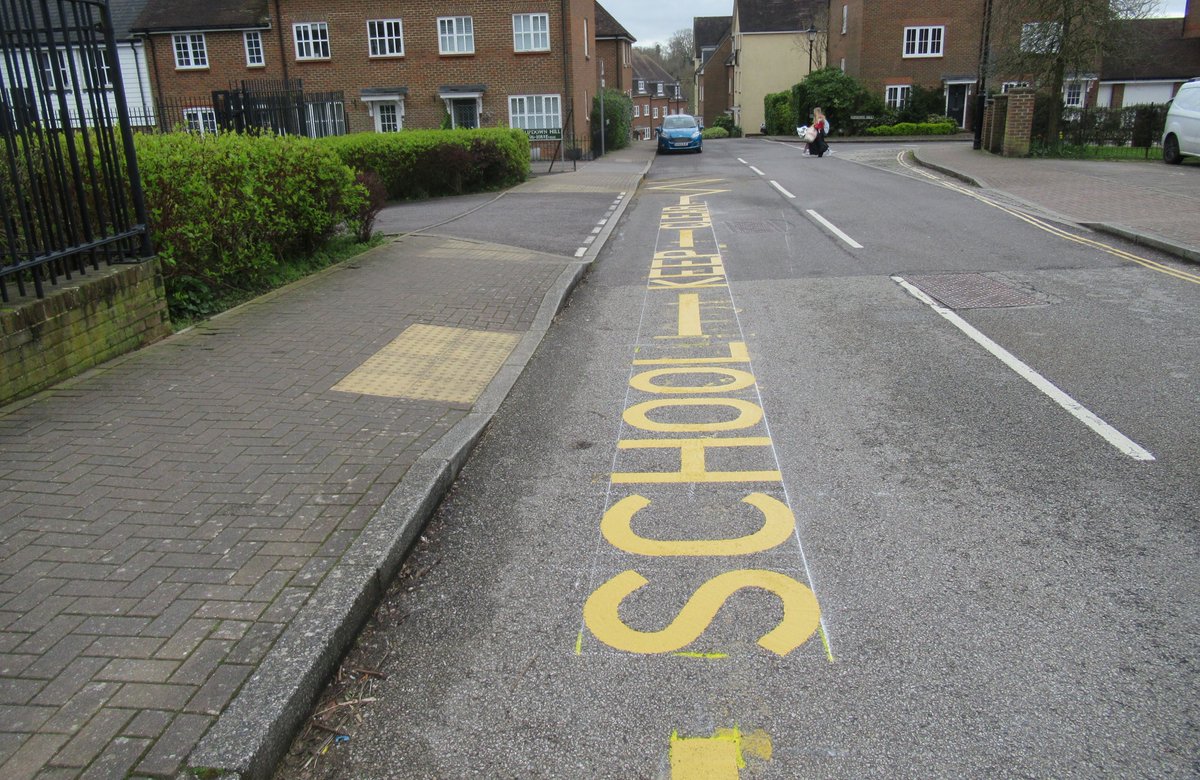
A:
[{"left": 1162, "top": 77, "right": 1200, "bottom": 164}]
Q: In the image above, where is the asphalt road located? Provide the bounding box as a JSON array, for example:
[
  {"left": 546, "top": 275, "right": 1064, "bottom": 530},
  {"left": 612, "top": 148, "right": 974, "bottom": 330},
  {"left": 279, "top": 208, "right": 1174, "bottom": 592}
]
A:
[{"left": 282, "top": 139, "right": 1200, "bottom": 779}]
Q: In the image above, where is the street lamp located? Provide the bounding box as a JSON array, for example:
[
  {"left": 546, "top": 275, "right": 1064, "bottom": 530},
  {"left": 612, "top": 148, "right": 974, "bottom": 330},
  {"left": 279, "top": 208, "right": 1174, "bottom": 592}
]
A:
[{"left": 806, "top": 24, "right": 818, "bottom": 74}]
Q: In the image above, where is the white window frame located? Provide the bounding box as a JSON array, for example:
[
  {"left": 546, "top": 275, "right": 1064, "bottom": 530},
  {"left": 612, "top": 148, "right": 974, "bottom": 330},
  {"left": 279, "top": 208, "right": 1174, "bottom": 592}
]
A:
[
  {"left": 83, "top": 49, "right": 112, "bottom": 89},
  {"left": 656, "top": 83, "right": 664, "bottom": 96},
  {"left": 513, "top": 13, "right": 549, "bottom": 52},
  {"left": 508, "top": 93, "right": 561, "bottom": 131},
  {"left": 903, "top": 26, "right": 943, "bottom": 58},
  {"left": 173, "top": 33, "right": 208, "bottom": 69},
  {"left": 244, "top": 31, "right": 264, "bottom": 67},
  {"left": 652, "top": 106, "right": 659, "bottom": 119},
  {"left": 1064, "top": 81, "right": 1084, "bottom": 107},
  {"left": 306, "top": 99, "right": 345, "bottom": 138},
  {"left": 637, "top": 79, "right": 645, "bottom": 93},
  {"left": 885, "top": 84, "right": 911, "bottom": 109},
  {"left": 438, "top": 16, "right": 474, "bottom": 54},
  {"left": 633, "top": 104, "right": 640, "bottom": 118},
  {"left": 183, "top": 106, "right": 216, "bottom": 135},
  {"left": 367, "top": 19, "right": 404, "bottom": 58},
  {"left": 294, "top": 22, "right": 330, "bottom": 60}
]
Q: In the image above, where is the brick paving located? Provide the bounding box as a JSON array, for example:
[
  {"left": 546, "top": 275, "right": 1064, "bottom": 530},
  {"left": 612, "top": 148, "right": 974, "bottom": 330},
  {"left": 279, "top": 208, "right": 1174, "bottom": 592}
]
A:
[
  {"left": 0, "top": 231, "right": 586, "bottom": 778},
  {"left": 913, "top": 144, "right": 1200, "bottom": 254}
]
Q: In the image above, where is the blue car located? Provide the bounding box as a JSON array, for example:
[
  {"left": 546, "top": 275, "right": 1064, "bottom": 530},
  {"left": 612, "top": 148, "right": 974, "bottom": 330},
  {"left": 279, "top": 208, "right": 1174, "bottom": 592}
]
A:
[{"left": 657, "top": 115, "right": 703, "bottom": 154}]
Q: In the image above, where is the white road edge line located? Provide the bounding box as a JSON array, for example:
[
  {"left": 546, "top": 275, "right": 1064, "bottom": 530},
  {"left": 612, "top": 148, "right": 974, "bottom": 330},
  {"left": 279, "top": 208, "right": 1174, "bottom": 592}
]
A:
[
  {"left": 574, "top": 247, "right": 587, "bottom": 257},
  {"left": 749, "top": 165, "right": 765, "bottom": 176},
  {"left": 737, "top": 157, "right": 748, "bottom": 164},
  {"left": 806, "top": 209, "right": 863, "bottom": 248},
  {"left": 769, "top": 180, "right": 795, "bottom": 199},
  {"left": 893, "top": 276, "right": 1155, "bottom": 462}
]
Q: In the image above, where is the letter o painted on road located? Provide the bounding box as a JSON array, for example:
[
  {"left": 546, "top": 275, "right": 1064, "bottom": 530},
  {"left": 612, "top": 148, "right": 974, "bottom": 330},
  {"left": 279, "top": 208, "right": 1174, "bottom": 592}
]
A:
[
  {"left": 623, "top": 398, "right": 763, "bottom": 432},
  {"left": 629, "top": 367, "right": 756, "bottom": 395}
]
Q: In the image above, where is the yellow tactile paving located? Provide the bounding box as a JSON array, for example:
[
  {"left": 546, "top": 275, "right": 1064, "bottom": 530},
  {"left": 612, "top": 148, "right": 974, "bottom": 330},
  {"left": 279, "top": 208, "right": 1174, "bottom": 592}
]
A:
[{"left": 333, "top": 324, "right": 520, "bottom": 404}]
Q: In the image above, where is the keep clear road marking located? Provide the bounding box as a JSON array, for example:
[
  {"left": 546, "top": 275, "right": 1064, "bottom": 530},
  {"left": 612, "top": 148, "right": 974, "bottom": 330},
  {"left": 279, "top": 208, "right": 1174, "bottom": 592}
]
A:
[
  {"left": 894, "top": 276, "right": 1155, "bottom": 461},
  {"left": 578, "top": 176, "right": 834, "bottom": 775}
]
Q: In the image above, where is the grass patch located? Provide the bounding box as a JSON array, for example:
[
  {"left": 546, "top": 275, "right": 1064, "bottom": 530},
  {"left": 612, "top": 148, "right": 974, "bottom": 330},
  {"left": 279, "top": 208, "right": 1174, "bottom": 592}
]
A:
[
  {"left": 170, "top": 234, "right": 386, "bottom": 331},
  {"left": 1030, "top": 143, "right": 1165, "bottom": 161}
]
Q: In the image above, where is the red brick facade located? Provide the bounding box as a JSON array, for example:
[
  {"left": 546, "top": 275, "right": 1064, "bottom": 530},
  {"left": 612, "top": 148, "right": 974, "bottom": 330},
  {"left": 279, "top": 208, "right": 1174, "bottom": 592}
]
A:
[
  {"left": 696, "top": 35, "right": 732, "bottom": 128},
  {"left": 828, "top": 0, "right": 984, "bottom": 126},
  {"left": 139, "top": 0, "right": 611, "bottom": 142}
]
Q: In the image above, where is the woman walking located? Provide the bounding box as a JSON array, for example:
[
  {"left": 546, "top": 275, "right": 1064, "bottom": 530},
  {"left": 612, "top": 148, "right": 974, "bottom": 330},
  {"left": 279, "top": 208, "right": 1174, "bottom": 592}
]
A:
[{"left": 808, "top": 107, "right": 830, "bottom": 157}]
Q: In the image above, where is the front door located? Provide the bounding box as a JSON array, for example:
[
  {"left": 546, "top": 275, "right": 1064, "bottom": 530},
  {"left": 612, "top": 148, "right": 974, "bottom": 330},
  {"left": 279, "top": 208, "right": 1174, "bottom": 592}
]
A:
[
  {"left": 451, "top": 98, "right": 478, "bottom": 129},
  {"left": 947, "top": 84, "right": 969, "bottom": 128}
]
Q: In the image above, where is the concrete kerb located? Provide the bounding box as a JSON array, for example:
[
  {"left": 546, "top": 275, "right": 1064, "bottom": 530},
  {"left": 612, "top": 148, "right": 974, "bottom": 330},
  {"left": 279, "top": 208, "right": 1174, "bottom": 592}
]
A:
[{"left": 184, "top": 169, "right": 649, "bottom": 780}]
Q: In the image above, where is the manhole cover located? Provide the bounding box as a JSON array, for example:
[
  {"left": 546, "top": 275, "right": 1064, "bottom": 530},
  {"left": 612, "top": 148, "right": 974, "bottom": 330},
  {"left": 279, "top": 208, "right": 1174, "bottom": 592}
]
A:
[{"left": 904, "top": 273, "right": 1045, "bottom": 309}]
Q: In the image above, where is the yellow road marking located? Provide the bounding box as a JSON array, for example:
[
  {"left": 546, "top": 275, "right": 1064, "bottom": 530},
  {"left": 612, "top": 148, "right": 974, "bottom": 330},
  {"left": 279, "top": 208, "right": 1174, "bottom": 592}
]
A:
[
  {"left": 676, "top": 293, "right": 703, "bottom": 336},
  {"left": 601, "top": 493, "right": 797, "bottom": 556},
  {"left": 679, "top": 229, "right": 695, "bottom": 248},
  {"left": 670, "top": 727, "right": 773, "bottom": 779},
  {"left": 896, "top": 151, "right": 1200, "bottom": 285}
]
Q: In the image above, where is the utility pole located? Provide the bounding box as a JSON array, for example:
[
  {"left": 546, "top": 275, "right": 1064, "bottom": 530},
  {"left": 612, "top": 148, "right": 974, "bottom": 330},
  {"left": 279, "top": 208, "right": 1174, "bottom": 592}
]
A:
[
  {"left": 599, "top": 59, "right": 606, "bottom": 157},
  {"left": 974, "top": 0, "right": 994, "bottom": 150}
]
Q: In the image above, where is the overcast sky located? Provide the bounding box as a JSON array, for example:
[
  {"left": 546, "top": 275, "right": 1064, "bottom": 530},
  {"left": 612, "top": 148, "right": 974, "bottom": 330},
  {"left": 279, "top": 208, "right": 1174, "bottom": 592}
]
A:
[{"left": 601, "top": 0, "right": 1190, "bottom": 49}]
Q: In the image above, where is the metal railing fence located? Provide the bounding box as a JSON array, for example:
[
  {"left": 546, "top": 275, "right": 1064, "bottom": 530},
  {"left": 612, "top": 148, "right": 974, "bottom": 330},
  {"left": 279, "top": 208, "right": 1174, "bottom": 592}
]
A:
[{"left": 0, "top": 0, "right": 152, "bottom": 302}]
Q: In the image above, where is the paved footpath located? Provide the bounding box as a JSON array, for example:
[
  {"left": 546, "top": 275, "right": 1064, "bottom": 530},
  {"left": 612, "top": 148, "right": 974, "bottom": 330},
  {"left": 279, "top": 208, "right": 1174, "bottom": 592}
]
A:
[
  {"left": 0, "top": 145, "right": 652, "bottom": 779},
  {"left": 912, "top": 142, "right": 1200, "bottom": 261}
]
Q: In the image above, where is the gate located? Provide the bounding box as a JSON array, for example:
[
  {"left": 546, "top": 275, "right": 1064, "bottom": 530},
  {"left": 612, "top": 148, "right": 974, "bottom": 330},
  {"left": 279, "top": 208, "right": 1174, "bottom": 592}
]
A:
[{"left": 0, "top": 0, "right": 152, "bottom": 301}]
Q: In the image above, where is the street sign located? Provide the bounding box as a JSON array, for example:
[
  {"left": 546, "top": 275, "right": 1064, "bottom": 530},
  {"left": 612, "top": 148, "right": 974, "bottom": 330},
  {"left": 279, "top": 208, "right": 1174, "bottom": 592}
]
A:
[{"left": 525, "top": 128, "right": 563, "bottom": 141}]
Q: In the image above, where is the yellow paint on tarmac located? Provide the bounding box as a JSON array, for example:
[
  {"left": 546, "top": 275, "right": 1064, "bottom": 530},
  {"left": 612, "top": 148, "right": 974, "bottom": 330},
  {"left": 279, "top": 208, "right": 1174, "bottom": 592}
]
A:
[
  {"left": 332, "top": 324, "right": 519, "bottom": 403},
  {"left": 676, "top": 293, "right": 703, "bottom": 337},
  {"left": 601, "top": 493, "right": 797, "bottom": 556},
  {"left": 670, "top": 727, "right": 773, "bottom": 779}
]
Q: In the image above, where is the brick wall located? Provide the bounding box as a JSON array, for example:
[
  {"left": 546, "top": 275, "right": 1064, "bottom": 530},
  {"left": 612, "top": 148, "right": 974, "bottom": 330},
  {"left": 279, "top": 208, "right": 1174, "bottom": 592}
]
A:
[
  {"left": 1002, "top": 88, "right": 1034, "bottom": 157},
  {"left": 699, "top": 35, "right": 732, "bottom": 128},
  {"left": 144, "top": 0, "right": 604, "bottom": 138},
  {"left": 835, "top": 0, "right": 983, "bottom": 105},
  {"left": 1, "top": 260, "right": 171, "bottom": 406},
  {"left": 630, "top": 91, "right": 687, "bottom": 139}
]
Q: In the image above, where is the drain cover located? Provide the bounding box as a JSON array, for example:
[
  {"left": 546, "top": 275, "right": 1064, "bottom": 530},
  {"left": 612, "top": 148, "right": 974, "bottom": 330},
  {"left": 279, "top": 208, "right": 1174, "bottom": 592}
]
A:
[{"left": 904, "top": 273, "right": 1044, "bottom": 309}]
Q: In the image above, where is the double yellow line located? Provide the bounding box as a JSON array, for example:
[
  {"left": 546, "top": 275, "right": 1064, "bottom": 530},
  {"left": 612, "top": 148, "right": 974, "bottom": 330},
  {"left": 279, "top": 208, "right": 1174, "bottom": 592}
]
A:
[{"left": 896, "top": 151, "right": 1200, "bottom": 285}]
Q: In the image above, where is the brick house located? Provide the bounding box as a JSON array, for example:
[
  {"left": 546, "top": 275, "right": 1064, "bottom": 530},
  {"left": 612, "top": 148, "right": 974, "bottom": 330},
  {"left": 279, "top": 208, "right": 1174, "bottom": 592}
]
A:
[
  {"left": 1095, "top": 10, "right": 1200, "bottom": 107},
  {"left": 132, "top": 0, "right": 628, "bottom": 151},
  {"left": 630, "top": 50, "right": 686, "bottom": 139},
  {"left": 595, "top": 1, "right": 635, "bottom": 96},
  {"left": 828, "top": 0, "right": 982, "bottom": 127},
  {"left": 693, "top": 15, "right": 732, "bottom": 127}
]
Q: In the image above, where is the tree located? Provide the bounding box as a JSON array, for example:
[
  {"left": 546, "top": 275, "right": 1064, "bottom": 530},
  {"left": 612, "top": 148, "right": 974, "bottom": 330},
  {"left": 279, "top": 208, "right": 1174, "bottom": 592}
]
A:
[
  {"left": 635, "top": 29, "right": 696, "bottom": 109},
  {"left": 987, "top": 0, "right": 1158, "bottom": 143},
  {"left": 591, "top": 88, "right": 633, "bottom": 153}
]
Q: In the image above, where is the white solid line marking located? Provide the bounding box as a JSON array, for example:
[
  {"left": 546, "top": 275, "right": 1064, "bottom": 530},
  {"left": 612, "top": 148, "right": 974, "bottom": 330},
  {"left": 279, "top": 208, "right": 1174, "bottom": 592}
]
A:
[
  {"left": 737, "top": 158, "right": 748, "bottom": 164},
  {"left": 574, "top": 247, "right": 587, "bottom": 257},
  {"left": 749, "top": 165, "right": 764, "bottom": 176},
  {"left": 769, "top": 180, "right": 795, "bottom": 199},
  {"left": 893, "top": 276, "right": 1155, "bottom": 462},
  {"left": 806, "top": 209, "right": 862, "bottom": 248}
]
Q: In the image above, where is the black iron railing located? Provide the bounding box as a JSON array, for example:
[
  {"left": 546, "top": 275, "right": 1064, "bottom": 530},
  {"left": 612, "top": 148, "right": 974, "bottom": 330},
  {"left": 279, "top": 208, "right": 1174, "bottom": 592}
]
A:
[{"left": 0, "top": 0, "right": 152, "bottom": 302}]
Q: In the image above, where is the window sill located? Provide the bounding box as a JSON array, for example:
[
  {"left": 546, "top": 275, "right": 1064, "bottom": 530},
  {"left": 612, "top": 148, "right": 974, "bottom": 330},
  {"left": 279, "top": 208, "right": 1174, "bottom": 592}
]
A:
[
  {"left": 368, "top": 54, "right": 405, "bottom": 59},
  {"left": 296, "top": 57, "right": 332, "bottom": 62},
  {"left": 439, "top": 51, "right": 475, "bottom": 56},
  {"left": 514, "top": 48, "right": 551, "bottom": 54},
  {"left": 174, "top": 65, "right": 209, "bottom": 71},
  {"left": 901, "top": 53, "right": 944, "bottom": 59}
]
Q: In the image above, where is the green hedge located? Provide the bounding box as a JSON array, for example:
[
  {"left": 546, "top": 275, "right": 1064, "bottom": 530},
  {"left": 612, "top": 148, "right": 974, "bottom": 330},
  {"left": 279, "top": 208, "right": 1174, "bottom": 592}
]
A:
[
  {"left": 135, "top": 132, "right": 367, "bottom": 320},
  {"left": 319, "top": 128, "right": 529, "bottom": 200},
  {"left": 764, "top": 91, "right": 795, "bottom": 135},
  {"left": 701, "top": 127, "right": 730, "bottom": 139},
  {"left": 865, "top": 120, "right": 959, "bottom": 136}
]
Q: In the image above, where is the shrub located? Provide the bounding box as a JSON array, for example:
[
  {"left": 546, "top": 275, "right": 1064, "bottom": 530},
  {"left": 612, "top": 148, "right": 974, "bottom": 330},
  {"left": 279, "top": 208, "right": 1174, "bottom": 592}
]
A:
[
  {"left": 592, "top": 88, "right": 634, "bottom": 152},
  {"left": 792, "top": 68, "right": 885, "bottom": 136},
  {"left": 701, "top": 127, "right": 730, "bottom": 139},
  {"left": 320, "top": 129, "right": 529, "bottom": 200},
  {"left": 864, "top": 120, "right": 959, "bottom": 136},
  {"left": 712, "top": 115, "right": 743, "bottom": 137},
  {"left": 350, "top": 170, "right": 387, "bottom": 243},
  {"left": 764, "top": 91, "right": 795, "bottom": 135},
  {"left": 135, "top": 131, "right": 366, "bottom": 320}
]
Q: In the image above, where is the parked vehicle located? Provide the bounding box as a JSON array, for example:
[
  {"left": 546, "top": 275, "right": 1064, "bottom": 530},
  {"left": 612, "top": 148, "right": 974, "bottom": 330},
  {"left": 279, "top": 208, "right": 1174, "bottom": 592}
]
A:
[
  {"left": 1162, "top": 77, "right": 1200, "bottom": 164},
  {"left": 657, "top": 114, "right": 703, "bottom": 154}
]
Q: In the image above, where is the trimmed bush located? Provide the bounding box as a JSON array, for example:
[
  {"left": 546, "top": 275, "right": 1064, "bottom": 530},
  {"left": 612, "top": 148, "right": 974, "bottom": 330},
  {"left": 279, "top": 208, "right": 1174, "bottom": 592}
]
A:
[
  {"left": 592, "top": 88, "right": 634, "bottom": 152},
  {"left": 712, "top": 115, "right": 743, "bottom": 138},
  {"left": 792, "top": 68, "right": 886, "bottom": 137},
  {"left": 135, "top": 132, "right": 367, "bottom": 320},
  {"left": 702, "top": 127, "right": 730, "bottom": 139},
  {"left": 764, "top": 91, "right": 795, "bottom": 135},
  {"left": 864, "top": 120, "right": 959, "bottom": 136},
  {"left": 320, "top": 128, "right": 530, "bottom": 200}
]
